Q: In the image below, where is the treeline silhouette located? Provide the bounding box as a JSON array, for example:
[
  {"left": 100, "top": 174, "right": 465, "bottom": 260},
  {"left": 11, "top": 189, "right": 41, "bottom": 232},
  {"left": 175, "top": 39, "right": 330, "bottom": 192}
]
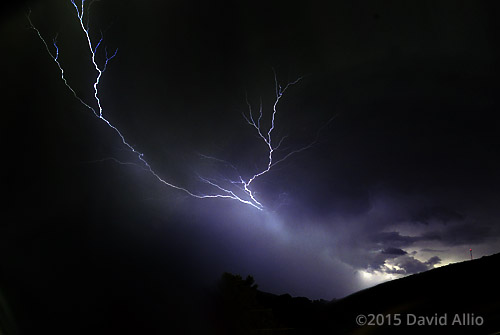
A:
[
  {"left": 212, "top": 272, "right": 330, "bottom": 334},
  {"left": 212, "top": 253, "right": 500, "bottom": 334}
]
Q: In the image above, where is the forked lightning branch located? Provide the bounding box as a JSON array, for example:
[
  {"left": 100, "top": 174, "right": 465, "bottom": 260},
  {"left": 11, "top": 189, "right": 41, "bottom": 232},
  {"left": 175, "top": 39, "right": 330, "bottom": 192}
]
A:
[{"left": 28, "top": 0, "right": 320, "bottom": 211}]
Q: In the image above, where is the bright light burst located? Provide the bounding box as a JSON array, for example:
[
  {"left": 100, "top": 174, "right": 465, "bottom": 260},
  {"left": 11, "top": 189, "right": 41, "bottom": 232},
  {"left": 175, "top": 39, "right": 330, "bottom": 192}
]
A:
[{"left": 28, "top": 0, "right": 326, "bottom": 211}]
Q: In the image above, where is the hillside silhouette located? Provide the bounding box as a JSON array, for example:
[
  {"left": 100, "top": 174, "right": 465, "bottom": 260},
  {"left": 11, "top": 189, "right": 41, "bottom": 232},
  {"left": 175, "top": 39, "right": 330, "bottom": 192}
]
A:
[
  {"left": 213, "top": 253, "right": 500, "bottom": 334},
  {"left": 2, "top": 253, "right": 498, "bottom": 334}
]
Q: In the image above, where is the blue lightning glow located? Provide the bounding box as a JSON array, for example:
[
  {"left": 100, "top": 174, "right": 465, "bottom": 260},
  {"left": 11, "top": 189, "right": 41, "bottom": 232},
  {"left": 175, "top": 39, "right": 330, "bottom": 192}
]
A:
[{"left": 28, "top": 1, "right": 325, "bottom": 211}]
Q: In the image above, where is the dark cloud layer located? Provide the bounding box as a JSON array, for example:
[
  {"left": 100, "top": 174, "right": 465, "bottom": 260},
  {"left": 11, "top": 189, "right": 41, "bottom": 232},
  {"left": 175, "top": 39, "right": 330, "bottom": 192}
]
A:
[
  {"left": 382, "top": 248, "right": 408, "bottom": 256},
  {"left": 411, "top": 206, "right": 465, "bottom": 225}
]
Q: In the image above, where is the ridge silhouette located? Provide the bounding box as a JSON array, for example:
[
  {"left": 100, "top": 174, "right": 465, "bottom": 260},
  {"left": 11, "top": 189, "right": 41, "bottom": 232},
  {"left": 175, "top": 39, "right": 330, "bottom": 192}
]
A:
[{"left": 214, "top": 253, "right": 500, "bottom": 334}]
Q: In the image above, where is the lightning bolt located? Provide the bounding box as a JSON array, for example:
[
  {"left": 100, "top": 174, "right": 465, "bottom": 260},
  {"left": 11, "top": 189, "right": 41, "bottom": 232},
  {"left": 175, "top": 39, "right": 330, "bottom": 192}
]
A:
[
  {"left": 28, "top": 1, "right": 327, "bottom": 211},
  {"left": 197, "top": 70, "right": 337, "bottom": 210}
]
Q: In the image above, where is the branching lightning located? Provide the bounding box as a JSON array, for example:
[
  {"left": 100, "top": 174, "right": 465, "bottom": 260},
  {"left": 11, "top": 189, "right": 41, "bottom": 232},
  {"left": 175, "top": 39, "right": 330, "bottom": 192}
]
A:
[
  {"left": 197, "top": 73, "right": 307, "bottom": 209},
  {"left": 29, "top": 1, "right": 328, "bottom": 211},
  {"left": 197, "top": 71, "right": 337, "bottom": 210}
]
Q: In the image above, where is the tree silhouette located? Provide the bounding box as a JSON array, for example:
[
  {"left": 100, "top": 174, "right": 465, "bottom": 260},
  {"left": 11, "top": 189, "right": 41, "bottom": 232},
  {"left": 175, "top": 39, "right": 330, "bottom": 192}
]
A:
[{"left": 215, "top": 272, "right": 274, "bottom": 334}]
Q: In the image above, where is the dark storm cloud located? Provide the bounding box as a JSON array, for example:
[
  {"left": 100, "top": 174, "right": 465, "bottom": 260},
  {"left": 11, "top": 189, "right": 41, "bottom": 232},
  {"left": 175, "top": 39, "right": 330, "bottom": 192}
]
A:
[
  {"left": 328, "top": 188, "right": 500, "bottom": 279},
  {"left": 421, "top": 223, "right": 495, "bottom": 247},
  {"left": 410, "top": 206, "right": 465, "bottom": 225},
  {"left": 371, "top": 232, "right": 421, "bottom": 248},
  {"left": 383, "top": 255, "right": 442, "bottom": 275},
  {"left": 336, "top": 226, "right": 442, "bottom": 275},
  {"left": 338, "top": 231, "right": 429, "bottom": 275},
  {"left": 426, "top": 256, "right": 442, "bottom": 267},
  {"left": 420, "top": 248, "right": 448, "bottom": 253},
  {"left": 382, "top": 247, "right": 408, "bottom": 256}
]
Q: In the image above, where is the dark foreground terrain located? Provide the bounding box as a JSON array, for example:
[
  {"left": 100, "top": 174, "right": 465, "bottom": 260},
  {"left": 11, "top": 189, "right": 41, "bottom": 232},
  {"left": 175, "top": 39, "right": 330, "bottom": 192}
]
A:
[
  {"left": 214, "top": 253, "right": 500, "bottom": 334},
  {"left": 1, "top": 253, "right": 498, "bottom": 334}
]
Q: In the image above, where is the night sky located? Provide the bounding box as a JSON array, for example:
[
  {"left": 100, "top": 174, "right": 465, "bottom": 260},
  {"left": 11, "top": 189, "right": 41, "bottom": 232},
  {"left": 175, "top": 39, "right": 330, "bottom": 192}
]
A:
[{"left": 2, "top": 0, "right": 500, "bottom": 330}]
